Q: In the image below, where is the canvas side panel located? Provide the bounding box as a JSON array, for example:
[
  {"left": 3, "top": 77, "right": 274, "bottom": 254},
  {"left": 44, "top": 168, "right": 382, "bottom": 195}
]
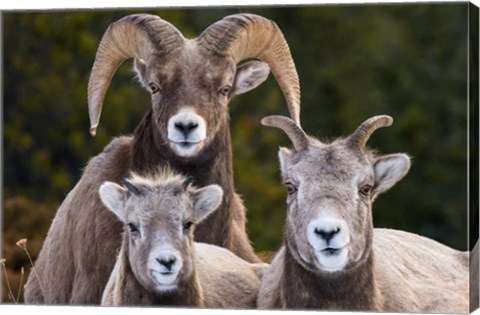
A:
[{"left": 469, "top": 2, "right": 479, "bottom": 313}]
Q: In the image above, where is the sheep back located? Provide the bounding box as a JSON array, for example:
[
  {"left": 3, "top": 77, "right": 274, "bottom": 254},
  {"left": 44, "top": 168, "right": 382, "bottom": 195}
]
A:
[
  {"left": 24, "top": 136, "right": 133, "bottom": 304},
  {"left": 195, "top": 243, "right": 268, "bottom": 308},
  {"left": 373, "top": 228, "right": 468, "bottom": 313},
  {"left": 258, "top": 229, "right": 469, "bottom": 312}
]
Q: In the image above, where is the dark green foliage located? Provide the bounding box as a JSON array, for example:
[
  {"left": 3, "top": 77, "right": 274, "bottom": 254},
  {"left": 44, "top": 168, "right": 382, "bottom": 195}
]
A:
[{"left": 2, "top": 4, "right": 469, "bottom": 279}]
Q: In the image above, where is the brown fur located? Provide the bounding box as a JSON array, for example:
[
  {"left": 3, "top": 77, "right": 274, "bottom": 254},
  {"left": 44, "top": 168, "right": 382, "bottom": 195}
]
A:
[
  {"left": 25, "top": 17, "right": 278, "bottom": 304},
  {"left": 131, "top": 109, "right": 252, "bottom": 253},
  {"left": 25, "top": 13, "right": 299, "bottom": 305},
  {"left": 24, "top": 137, "right": 132, "bottom": 304},
  {"left": 25, "top": 105, "right": 257, "bottom": 304},
  {"left": 279, "top": 244, "right": 382, "bottom": 310}
]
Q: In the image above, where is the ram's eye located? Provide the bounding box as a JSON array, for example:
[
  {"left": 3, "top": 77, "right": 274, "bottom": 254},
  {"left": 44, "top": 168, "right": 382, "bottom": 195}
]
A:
[
  {"left": 359, "top": 185, "right": 372, "bottom": 197},
  {"left": 183, "top": 221, "right": 193, "bottom": 230},
  {"left": 285, "top": 183, "right": 298, "bottom": 195},
  {"left": 127, "top": 223, "right": 139, "bottom": 233},
  {"left": 218, "top": 85, "right": 232, "bottom": 96},
  {"left": 149, "top": 82, "right": 161, "bottom": 94}
]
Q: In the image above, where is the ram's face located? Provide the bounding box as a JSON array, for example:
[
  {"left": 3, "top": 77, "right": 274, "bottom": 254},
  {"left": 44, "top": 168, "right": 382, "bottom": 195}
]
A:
[{"left": 135, "top": 42, "right": 270, "bottom": 158}]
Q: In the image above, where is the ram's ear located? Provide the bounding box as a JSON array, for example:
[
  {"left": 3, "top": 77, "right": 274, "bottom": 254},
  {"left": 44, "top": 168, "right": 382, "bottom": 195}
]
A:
[
  {"left": 99, "top": 182, "right": 128, "bottom": 222},
  {"left": 231, "top": 61, "right": 270, "bottom": 97},
  {"left": 372, "top": 153, "right": 411, "bottom": 198},
  {"left": 133, "top": 58, "right": 148, "bottom": 89}
]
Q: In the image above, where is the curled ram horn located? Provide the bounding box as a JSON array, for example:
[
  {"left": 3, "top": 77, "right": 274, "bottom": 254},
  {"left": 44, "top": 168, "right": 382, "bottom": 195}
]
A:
[
  {"left": 88, "top": 14, "right": 185, "bottom": 136},
  {"left": 88, "top": 13, "right": 301, "bottom": 136},
  {"left": 198, "top": 14, "right": 301, "bottom": 125}
]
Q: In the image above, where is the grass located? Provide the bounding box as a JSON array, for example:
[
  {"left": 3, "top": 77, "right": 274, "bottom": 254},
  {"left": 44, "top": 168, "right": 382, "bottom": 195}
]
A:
[
  {"left": 1, "top": 258, "right": 24, "bottom": 304},
  {"left": 1, "top": 238, "right": 44, "bottom": 304}
]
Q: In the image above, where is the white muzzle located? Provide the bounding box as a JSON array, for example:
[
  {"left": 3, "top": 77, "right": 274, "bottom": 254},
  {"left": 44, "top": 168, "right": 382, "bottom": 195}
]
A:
[
  {"left": 307, "top": 218, "right": 350, "bottom": 272},
  {"left": 167, "top": 108, "right": 207, "bottom": 157}
]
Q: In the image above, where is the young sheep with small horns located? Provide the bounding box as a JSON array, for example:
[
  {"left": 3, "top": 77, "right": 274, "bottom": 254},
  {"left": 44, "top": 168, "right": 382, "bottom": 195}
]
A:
[
  {"left": 257, "top": 115, "right": 468, "bottom": 313},
  {"left": 99, "top": 168, "right": 268, "bottom": 307}
]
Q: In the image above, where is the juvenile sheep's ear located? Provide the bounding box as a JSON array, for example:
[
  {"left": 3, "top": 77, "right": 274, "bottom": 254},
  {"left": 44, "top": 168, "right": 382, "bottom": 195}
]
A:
[
  {"left": 193, "top": 185, "right": 223, "bottom": 223},
  {"left": 231, "top": 61, "right": 270, "bottom": 97},
  {"left": 372, "top": 153, "right": 411, "bottom": 199},
  {"left": 99, "top": 182, "right": 128, "bottom": 222}
]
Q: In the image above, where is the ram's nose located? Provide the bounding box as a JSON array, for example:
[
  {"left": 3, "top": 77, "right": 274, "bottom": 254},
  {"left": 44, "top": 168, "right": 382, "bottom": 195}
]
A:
[
  {"left": 314, "top": 226, "right": 341, "bottom": 244},
  {"left": 174, "top": 121, "right": 199, "bottom": 137}
]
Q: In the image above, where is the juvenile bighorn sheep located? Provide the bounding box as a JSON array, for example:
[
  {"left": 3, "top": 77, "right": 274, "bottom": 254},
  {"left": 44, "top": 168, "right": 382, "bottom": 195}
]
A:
[
  {"left": 257, "top": 115, "right": 468, "bottom": 312},
  {"left": 25, "top": 13, "right": 300, "bottom": 304},
  {"left": 99, "top": 169, "right": 267, "bottom": 307}
]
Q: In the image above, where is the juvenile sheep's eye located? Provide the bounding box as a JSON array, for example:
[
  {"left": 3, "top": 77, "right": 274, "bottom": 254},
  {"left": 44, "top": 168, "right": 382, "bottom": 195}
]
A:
[
  {"left": 127, "top": 223, "right": 139, "bottom": 233},
  {"left": 149, "top": 82, "right": 161, "bottom": 94},
  {"left": 359, "top": 185, "right": 372, "bottom": 196},
  {"left": 183, "top": 221, "right": 193, "bottom": 230},
  {"left": 218, "top": 85, "right": 232, "bottom": 96},
  {"left": 285, "top": 183, "right": 298, "bottom": 195}
]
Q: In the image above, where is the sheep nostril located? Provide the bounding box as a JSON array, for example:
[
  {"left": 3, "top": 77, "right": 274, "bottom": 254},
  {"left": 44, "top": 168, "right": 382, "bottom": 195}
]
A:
[
  {"left": 314, "top": 227, "right": 340, "bottom": 242},
  {"left": 186, "top": 122, "right": 198, "bottom": 131},
  {"left": 157, "top": 257, "right": 176, "bottom": 271},
  {"left": 175, "top": 121, "right": 198, "bottom": 136}
]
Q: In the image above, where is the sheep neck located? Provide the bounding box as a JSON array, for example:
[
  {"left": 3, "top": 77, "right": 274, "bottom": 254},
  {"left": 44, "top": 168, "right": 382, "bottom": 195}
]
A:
[
  {"left": 281, "top": 243, "right": 382, "bottom": 311},
  {"left": 131, "top": 110, "right": 235, "bottom": 248},
  {"left": 131, "top": 110, "right": 233, "bottom": 181},
  {"left": 119, "top": 239, "right": 204, "bottom": 306}
]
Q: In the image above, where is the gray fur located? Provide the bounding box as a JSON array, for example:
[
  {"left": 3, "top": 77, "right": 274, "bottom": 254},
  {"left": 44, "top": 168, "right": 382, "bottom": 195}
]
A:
[
  {"left": 257, "top": 115, "right": 468, "bottom": 312},
  {"left": 99, "top": 169, "right": 267, "bottom": 308}
]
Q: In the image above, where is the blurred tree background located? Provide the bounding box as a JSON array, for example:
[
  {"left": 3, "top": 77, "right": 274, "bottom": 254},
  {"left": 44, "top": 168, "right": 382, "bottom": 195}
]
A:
[{"left": 2, "top": 3, "right": 470, "bottom": 303}]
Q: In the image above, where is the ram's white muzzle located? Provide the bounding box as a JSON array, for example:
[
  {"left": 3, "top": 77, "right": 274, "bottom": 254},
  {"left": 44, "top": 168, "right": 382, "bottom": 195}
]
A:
[{"left": 167, "top": 108, "right": 207, "bottom": 157}]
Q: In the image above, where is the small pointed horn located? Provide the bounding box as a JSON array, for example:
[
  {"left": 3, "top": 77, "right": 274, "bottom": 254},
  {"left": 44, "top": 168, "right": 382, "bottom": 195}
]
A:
[
  {"left": 122, "top": 179, "right": 142, "bottom": 196},
  {"left": 88, "top": 14, "right": 184, "bottom": 136},
  {"left": 349, "top": 115, "right": 393, "bottom": 149},
  {"left": 198, "top": 14, "right": 301, "bottom": 124},
  {"left": 261, "top": 115, "right": 309, "bottom": 151},
  {"left": 182, "top": 176, "right": 194, "bottom": 191}
]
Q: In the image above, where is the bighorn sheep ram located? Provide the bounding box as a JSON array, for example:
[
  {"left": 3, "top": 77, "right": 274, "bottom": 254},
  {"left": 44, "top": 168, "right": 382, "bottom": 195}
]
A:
[
  {"left": 24, "top": 13, "right": 300, "bottom": 304},
  {"left": 257, "top": 115, "right": 468, "bottom": 313},
  {"left": 99, "top": 168, "right": 268, "bottom": 307}
]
